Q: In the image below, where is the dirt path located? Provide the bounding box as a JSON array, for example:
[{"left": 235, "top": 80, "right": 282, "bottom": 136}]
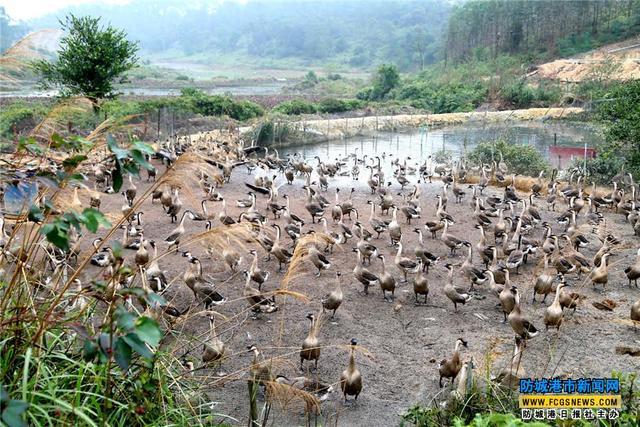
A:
[{"left": 78, "top": 160, "right": 640, "bottom": 426}]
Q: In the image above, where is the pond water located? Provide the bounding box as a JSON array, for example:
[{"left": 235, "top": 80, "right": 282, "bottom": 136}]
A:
[{"left": 277, "top": 121, "right": 604, "bottom": 175}]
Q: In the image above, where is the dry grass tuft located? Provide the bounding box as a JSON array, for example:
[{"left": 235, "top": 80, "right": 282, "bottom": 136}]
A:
[
  {"left": 29, "top": 97, "right": 95, "bottom": 142},
  {"left": 264, "top": 380, "right": 321, "bottom": 415}
]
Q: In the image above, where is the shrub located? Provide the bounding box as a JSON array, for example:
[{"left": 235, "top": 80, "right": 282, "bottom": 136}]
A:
[
  {"left": 273, "top": 99, "right": 318, "bottom": 115},
  {"left": 175, "top": 74, "right": 191, "bottom": 81},
  {"left": 317, "top": 98, "right": 363, "bottom": 113},
  {"left": 180, "top": 88, "right": 264, "bottom": 121},
  {"left": 500, "top": 80, "right": 561, "bottom": 108},
  {"left": 466, "top": 139, "right": 550, "bottom": 176},
  {"left": 0, "top": 102, "right": 49, "bottom": 137}
]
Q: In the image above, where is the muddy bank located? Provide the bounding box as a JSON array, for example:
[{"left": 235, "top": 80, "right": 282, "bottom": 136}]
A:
[{"left": 244, "top": 107, "right": 586, "bottom": 146}]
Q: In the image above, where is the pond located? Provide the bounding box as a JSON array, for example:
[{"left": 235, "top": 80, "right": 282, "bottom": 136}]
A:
[{"left": 277, "top": 120, "right": 604, "bottom": 175}]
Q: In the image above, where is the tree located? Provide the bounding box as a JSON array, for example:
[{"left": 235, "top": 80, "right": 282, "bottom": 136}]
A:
[
  {"left": 32, "top": 15, "right": 139, "bottom": 101},
  {"left": 370, "top": 64, "right": 400, "bottom": 100}
]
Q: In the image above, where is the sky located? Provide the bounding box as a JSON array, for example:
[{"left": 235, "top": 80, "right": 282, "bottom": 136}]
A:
[{"left": 2, "top": 0, "right": 132, "bottom": 20}]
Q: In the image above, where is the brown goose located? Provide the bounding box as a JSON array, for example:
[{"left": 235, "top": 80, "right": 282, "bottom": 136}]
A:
[
  {"left": 322, "top": 271, "right": 343, "bottom": 319},
  {"left": 300, "top": 313, "right": 321, "bottom": 371},
  {"left": 353, "top": 251, "right": 379, "bottom": 295},
  {"left": 438, "top": 338, "right": 468, "bottom": 387},
  {"left": 394, "top": 242, "right": 418, "bottom": 282},
  {"left": 507, "top": 287, "right": 539, "bottom": 345},
  {"left": 624, "top": 248, "right": 640, "bottom": 287},
  {"left": 202, "top": 312, "right": 226, "bottom": 365},
  {"left": 270, "top": 224, "right": 292, "bottom": 271},
  {"left": 544, "top": 283, "right": 565, "bottom": 331},
  {"left": 339, "top": 339, "right": 363, "bottom": 403},
  {"left": 413, "top": 228, "right": 439, "bottom": 272},
  {"left": 377, "top": 254, "right": 397, "bottom": 301},
  {"left": 443, "top": 263, "right": 472, "bottom": 312},
  {"left": 413, "top": 264, "right": 429, "bottom": 304},
  {"left": 243, "top": 270, "right": 278, "bottom": 315},
  {"left": 441, "top": 220, "right": 467, "bottom": 256}
]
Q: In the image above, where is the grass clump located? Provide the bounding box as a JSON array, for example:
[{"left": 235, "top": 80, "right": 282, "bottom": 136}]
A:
[{"left": 467, "top": 139, "right": 550, "bottom": 176}]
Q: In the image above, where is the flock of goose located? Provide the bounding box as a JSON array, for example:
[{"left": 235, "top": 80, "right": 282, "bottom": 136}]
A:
[{"left": 8, "top": 132, "right": 640, "bottom": 412}]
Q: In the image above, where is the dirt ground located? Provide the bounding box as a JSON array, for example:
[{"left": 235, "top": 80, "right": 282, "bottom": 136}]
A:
[{"left": 77, "top": 158, "right": 640, "bottom": 427}]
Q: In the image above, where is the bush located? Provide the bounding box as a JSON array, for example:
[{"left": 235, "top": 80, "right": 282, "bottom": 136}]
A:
[
  {"left": 578, "top": 154, "right": 625, "bottom": 185},
  {"left": 466, "top": 139, "right": 550, "bottom": 176},
  {"left": 175, "top": 74, "right": 191, "bottom": 81},
  {"left": 180, "top": 88, "right": 264, "bottom": 121},
  {"left": 500, "top": 80, "right": 561, "bottom": 108},
  {"left": 0, "top": 102, "right": 49, "bottom": 137},
  {"left": 396, "top": 80, "right": 487, "bottom": 113},
  {"left": 317, "top": 98, "right": 363, "bottom": 113},
  {"left": 273, "top": 99, "right": 318, "bottom": 115}
]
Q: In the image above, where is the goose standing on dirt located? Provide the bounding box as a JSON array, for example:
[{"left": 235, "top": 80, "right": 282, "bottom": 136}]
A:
[
  {"left": 461, "top": 242, "right": 487, "bottom": 291},
  {"left": 590, "top": 253, "right": 609, "bottom": 290},
  {"left": 377, "top": 254, "right": 397, "bottom": 301},
  {"left": 165, "top": 210, "right": 194, "bottom": 252},
  {"left": 624, "top": 248, "right": 640, "bottom": 287},
  {"left": 309, "top": 244, "right": 331, "bottom": 276},
  {"left": 353, "top": 250, "right": 379, "bottom": 295},
  {"left": 270, "top": 224, "right": 292, "bottom": 271},
  {"left": 248, "top": 249, "right": 269, "bottom": 290},
  {"left": 413, "top": 265, "right": 429, "bottom": 304},
  {"left": 631, "top": 299, "right": 640, "bottom": 326},
  {"left": 322, "top": 271, "right": 343, "bottom": 319},
  {"left": 300, "top": 313, "right": 321, "bottom": 371},
  {"left": 544, "top": 282, "right": 565, "bottom": 331},
  {"left": 394, "top": 241, "right": 418, "bottom": 282},
  {"left": 340, "top": 339, "right": 363, "bottom": 403},
  {"left": 507, "top": 287, "right": 539, "bottom": 345},
  {"left": 367, "top": 200, "right": 388, "bottom": 239},
  {"left": 202, "top": 312, "right": 225, "bottom": 365},
  {"left": 443, "top": 263, "right": 472, "bottom": 312},
  {"left": 438, "top": 338, "right": 468, "bottom": 387},
  {"left": 243, "top": 270, "right": 278, "bottom": 315},
  {"left": 413, "top": 228, "right": 439, "bottom": 272},
  {"left": 304, "top": 186, "right": 325, "bottom": 223},
  {"left": 388, "top": 206, "right": 402, "bottom": 246},
  {"left": 441, "top": 220, "right": 466, "bottom": 255}
]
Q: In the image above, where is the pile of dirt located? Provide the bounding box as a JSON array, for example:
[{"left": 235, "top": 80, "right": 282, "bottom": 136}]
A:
[{"left": 533, "top": 37, "right": 640, "bottom": 82}]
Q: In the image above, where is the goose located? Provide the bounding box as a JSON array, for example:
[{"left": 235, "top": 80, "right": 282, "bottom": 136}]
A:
[
  {"left": 236, "top": 192, "right": 254, "bottom": 208},
  {"left": 300, "top": 313, "right": 321, "bottom": 371},
  {"left": 631, "top": 299, "right": 640, "bottom": 326},
  {"left": 282, "top": 195, "right": 305, "bottom": 226},
  {"left": 165, "top": 210, "right": 194, "bottom": 252},
  {"left": 624, "top": 248, "right": 640, "bottom": 287},
  {"left": 353, "top": 250, "right": 379, "bottom": 295},
  {"left": 441, "top": 220, "right": 466, "bottom": 255},
  {"left": 366, "top": 200, "right": 388, "bottom": 239},
  {"left": 461, "top": 242, "right": 487, "bottom": 290},
  {"left": 451, "top": 177, "right": 465, "bottom": 203},
  {"left": 377, "top": 254, "right": 397, "bottom": 301},
  {"left": 443, "top": 263, "right": 472, "bottom": 312},
  {"left": 337, "top": 210, "right": 354, "bottom": 241},
  {"left": 222, "top": 236, "right": 242, "bottom": 272},
  {"left": 544, "top": 282, "right": 565, "bottom": 331},
  {"left": 248, "top": 249, "right": 269, "bottom": 290},
  {"left": 394, "top": 242, "right": 418, "bottom": 283},
  {"left": 89, "top": 239, "right": 115, "bottom": 267},
  {"left": 243, "top": 270, "right": 278, "bottom": 314},
  {"left": 438, "top": 338, "right": 468, "bottom": 388},
  {"left": 486, "top": 269, "right": 504, "bottom": 299},
  {"left": 424, "top": 219, "right": 445, "bottom": 239},
  {"left": 274, "top": 375, "right": 334, "bottom": 402},
  {"left": 366, "top": 166, "right": 378, "bottom": 194},
  {"left": 166, "top": 188, "right": 183, "bottom": 223},
  {"left": 248, "top": 345, "right": 273, "bottom": 389},
  {"left": 266, "top": 189, "right": 285, "bottom": 219},
  {"left": 531, "top": 171, "right": 544, "bottom": 196},
  {"left": 400, "top": 204, "right": 421, "bottom": 224},
  {"left": 124, "top": 174, "right": 137, "bottom": 205},
  {"left": 557, "top": 277, "right": 580, "bottom": 313},
  {"left": 160, "top": 187, "right": 173, "bottom": 209},
  {"left": 499, "top": 271, "right": 515, "bottom": 322},
  {"left": 435, "top": 195, "right": 454, "bottom": 222},
  {"left": 331, "top": 189, "right": 343, "bottom": 222},
  {"left": 309, "top": 244, "right": 331, "bottom": 276},
  {"left": 413, "top": 228, "right": 439, "bottom": 272},
  {"left": 589, "top": 253, "right": 609, "bottom": 290},
  {"left": 187, "top": 258, "right": 227, "bottom": 309},
  {"left": 413, "top": 265, "right": 429, "bottom": 304},
  {"left": 507, "top": 287, "right": 539, "bottom": 344},
  {"left": 319, "top": 217, "right": 343, "bottom": 253},
  {"left": 340, "top": 339, "right": 363, "bottom": 403},
  {"left": 322, "top": 271, "right": 343, "bottom": 319},
  {"left": 340, "top": 188, "right": 356, "bottom": 218},
  {"left": 192, "top": 200, "right": 215, "bottom": 221},
  {"left": 202, "top": 312, "right": 225, "bottom": 365},
  {"left": 379, "top": 187, "right": 394, "bottom": 215},
  {"left": 270, "top": 224, "right": 292, "bottom": 271},
  {"left": 475, "top": 226, "right": 493, "bottom": 268},
  {"left": 355, "top": 225, "right": 378, "bottom": 265},
  {"left": 218, "top": 198, "right": 236, "bottom": 226},
  {"left": 134, "top": 238, "right": 149, "bottom": 266},
  {"left": 533, "top": 254, "right": 561, "bottom": 303},
  {"left": 146, "top": 241, "right": 168, "bottom": 289},
  {"left": 304, "top": 186, "right": 325, "bottom": 223},
  {"left": 506, "top": 235, "right": 525, "bottom": 274}
]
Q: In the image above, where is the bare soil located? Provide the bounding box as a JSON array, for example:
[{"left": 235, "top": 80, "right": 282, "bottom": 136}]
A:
[{"left": 78, "top": 161, "right": 640, "bottom": 427}]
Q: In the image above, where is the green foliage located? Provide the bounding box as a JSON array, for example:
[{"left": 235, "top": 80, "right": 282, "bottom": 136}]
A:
[
  {"left": 317, "top": 98, "right": 363, "bottom": 113},
  {"left": 0, "top": 386, "right": 28, "bottom": 427},
  {"left": 179, "top": 88, "right": 264, "bottom": 121},
  {"left": 467, "top": 140, "right": 550, "bottom": 176},
  {"left": 592, "top": 80, "right": 640, "bottom": 179},
  {"left": 366, "top": 64, "right": 401, "bottom": 101},
  {"left": 433, "top": 150, "right": 453, "bottom": 164},
  {"left": 273, "top": 99, "right": 318, "bottom": 115},
  {"left": 32, "top": 14, "right": 139, "bottom": 100},
  {"left": 500, "top": 80, "right": 561, "bottom": 109},
  {"left": 0, "top": 102, "right": 49, "bottom": 138}
]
